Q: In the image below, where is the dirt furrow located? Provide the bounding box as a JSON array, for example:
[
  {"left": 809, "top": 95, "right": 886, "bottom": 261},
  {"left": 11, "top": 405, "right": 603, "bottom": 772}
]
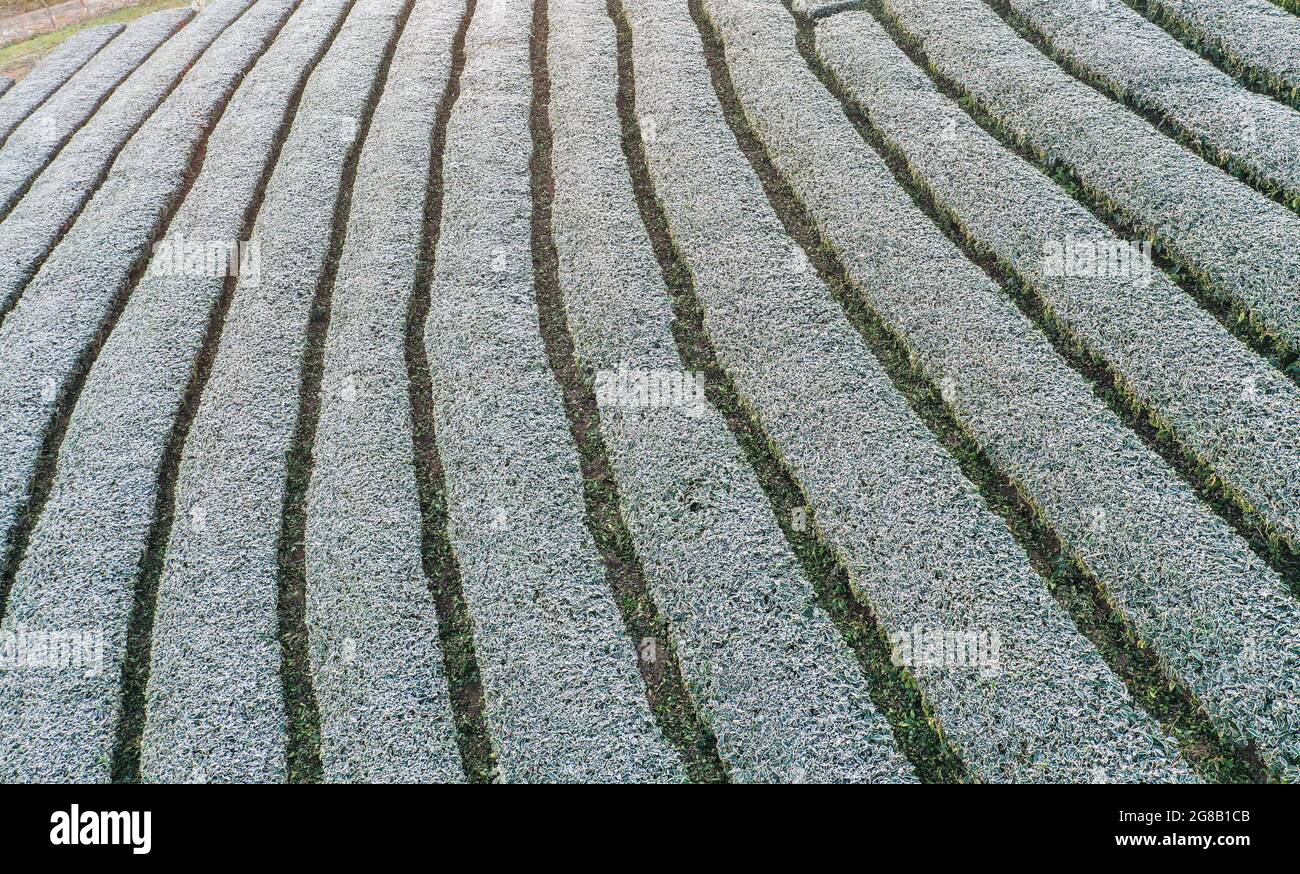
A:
[
  {"left": 107, "top": 0, "right": 354, "bottom": 782},
  {"left": 406, "top": 0, "right": 497, "bottom": 784},
  {"left": 533, "top": 0, "right": 729, "bottom": 783}
]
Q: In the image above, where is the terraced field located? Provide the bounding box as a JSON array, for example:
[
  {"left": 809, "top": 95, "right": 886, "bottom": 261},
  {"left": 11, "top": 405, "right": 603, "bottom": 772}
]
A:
[{"left": 0, "top": 0, "right": 1296, "bottom": 783}]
